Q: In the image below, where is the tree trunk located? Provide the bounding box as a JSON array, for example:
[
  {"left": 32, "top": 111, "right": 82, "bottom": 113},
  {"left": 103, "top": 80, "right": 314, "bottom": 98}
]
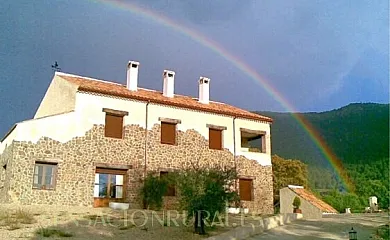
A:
[{"left": 194, "top": 210, "right": 206, "bottom": 235}]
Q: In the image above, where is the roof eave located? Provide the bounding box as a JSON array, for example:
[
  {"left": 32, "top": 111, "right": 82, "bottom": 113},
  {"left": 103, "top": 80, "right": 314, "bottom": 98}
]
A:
[{"left": 78, "top": 87, "right": 273, "bottom": 123}]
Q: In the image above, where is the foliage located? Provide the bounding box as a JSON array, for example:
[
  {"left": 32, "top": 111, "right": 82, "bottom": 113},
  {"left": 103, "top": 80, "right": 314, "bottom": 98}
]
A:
[
  {"left": 175, "top": 165, "right": 239, "bottom": 235},
  {"left": 322, "top": 190, "right": 366, "bottom": 213},
  {"left": 140, "top": 173, "right": 167, "bottom": 210},
  {"left": 374, "top": 225, "right": 389, "bottom": 240},
  {"left": 272, "top": 155, "right": 308, "bottom": 204},
  {"left": 293, "top": 197, "right": 301, "bottom": 209},
  {"left": 346, "top": 158, "right": 389, "bottom": 209}
]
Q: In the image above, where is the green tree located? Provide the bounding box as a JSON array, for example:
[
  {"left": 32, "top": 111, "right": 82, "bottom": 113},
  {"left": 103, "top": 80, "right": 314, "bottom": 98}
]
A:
[
  {"left": 175, "top": 166, "right": 239, "bottom": 235},
  {"left": 272, "top": 155, "right": 308, "bottom": 205}
]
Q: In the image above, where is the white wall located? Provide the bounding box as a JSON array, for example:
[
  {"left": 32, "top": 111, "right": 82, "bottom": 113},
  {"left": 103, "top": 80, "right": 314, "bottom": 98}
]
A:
[
  {"left": 75, "top": 92, "right": 147, "bottom": 127},
  {"left": 1, "top": 92, "right": 272, "bottom": 165},
  {"left": 235, "top": 118, "right": 271, "bottom": 165},
  {"left": 34, "top": 75, "right": 78, "bottom": 119}
]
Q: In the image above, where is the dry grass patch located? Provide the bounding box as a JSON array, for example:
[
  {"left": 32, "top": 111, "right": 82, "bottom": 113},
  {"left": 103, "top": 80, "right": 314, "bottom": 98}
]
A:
[
  {"left": 14, "top": 208, "right": 36, "bottom": 224},
  {"left": 0, "top": 208, "right": 36, "bottom": 230}
]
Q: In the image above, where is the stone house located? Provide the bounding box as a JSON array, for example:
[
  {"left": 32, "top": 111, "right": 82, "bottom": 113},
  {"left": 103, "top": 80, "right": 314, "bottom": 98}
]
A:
[
  {"left": 280, "top": 185, "right": 338, "bottom": 219},
  {"left": 0, "top": 61, "right": 274, "bottom": 214}
]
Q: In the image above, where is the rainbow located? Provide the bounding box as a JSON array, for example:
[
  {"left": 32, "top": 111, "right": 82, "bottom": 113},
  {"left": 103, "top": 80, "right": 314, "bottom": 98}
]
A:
[{"left": 89, "top": 0, "right": 353, "bottom": 191}]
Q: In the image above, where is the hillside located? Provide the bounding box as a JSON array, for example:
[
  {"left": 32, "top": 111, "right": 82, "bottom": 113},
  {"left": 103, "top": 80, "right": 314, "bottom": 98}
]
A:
[{"left": 257, "top": 103, "right": 389, "bottom": 167}]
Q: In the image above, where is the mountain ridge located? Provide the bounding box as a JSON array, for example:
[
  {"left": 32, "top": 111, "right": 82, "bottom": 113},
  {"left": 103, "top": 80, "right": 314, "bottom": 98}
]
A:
[{"left": 256, "top": 102, "right": 389, "bottom": 167}]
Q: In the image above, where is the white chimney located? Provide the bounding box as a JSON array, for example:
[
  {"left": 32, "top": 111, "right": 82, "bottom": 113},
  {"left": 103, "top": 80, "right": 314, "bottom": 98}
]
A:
[
  {"left": 198, "top": 76, "right": 210, "bottom": 104},
  {"left": 127, "top": 61, "right": 139, "bottom": 91},
  {"left": 163, "top": 70, "right": 175, "bottom": 98}
]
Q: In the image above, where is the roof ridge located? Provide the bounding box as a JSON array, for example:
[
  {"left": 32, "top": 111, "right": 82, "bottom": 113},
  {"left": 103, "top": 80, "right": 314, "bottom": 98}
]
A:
[{"left": 56, "top": 72, "right": 124, "bottom": 86}]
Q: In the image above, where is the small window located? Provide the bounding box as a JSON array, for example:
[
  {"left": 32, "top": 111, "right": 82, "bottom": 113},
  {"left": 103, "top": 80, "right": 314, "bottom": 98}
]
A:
[
  {"left": 33, "top": 162, "right": 58, "bottom": 190},
  {"left": 239, "top": 179, "right": 253, "bottom": 201},
  {"left": 209, "top": 128, "right": 222, "bottom": 150},
  {"left": 105, "top": 113, "right": 124, "bottom": 139},
  {"left": 160, "top": 171, "right": 176, "bottom": 196},
  {"left": 240, "top": 130, "right": 266, "bottom": 153},
  {"left": 161, "top": 122, "right": 176, "bottom": 145}
]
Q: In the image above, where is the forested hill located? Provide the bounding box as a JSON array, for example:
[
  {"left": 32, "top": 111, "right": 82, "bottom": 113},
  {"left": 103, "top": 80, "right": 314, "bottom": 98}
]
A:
[{"left": 256, "top": 103, "right": 389, "bottom": 167}]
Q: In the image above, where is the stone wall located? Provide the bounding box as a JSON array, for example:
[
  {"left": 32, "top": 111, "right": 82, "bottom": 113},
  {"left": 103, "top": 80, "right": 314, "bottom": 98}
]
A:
[
  {"left": 237, "top": 156, "right": 273, "bottom": 214},
  {"left": 0, "top": 123, "right": 273, "bottom": 214},
  {"left": 0, "top": 144, "right": 14, "bottom": 203},
  {"left": 7, "top": 125, "right": 145, "bottom": 207}
]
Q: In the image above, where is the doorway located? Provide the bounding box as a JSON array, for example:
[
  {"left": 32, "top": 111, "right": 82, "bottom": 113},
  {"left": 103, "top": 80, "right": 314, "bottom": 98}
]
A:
[{"left": 94, "top": 168, "right": 127, "bottom": 207}]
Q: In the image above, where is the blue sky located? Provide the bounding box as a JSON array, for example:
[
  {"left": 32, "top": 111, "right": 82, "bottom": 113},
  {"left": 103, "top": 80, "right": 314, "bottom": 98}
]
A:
[{"left": 0, "top": 0, "right": 388, "bottom": 137}]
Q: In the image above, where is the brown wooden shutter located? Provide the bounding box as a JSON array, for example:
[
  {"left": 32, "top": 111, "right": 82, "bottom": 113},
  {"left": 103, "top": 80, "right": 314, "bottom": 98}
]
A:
[
  {"left": 105, "top": 114, "right": 123, "bottom": 139},
  {"left": 160, "top": 171, "right": 176, "bottom": 196},
  {"left": 161, "top": 122, "right": 176, "bottom": 145},
  {"left": 209, "top": 129, "right": 222, "bottom": 150},
  {"left": 239, "top": 179, "right": 253, "bottom": 201}
]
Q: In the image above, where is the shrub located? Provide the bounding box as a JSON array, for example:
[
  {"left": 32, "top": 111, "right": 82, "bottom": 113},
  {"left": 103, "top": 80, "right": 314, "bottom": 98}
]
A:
[
  {"left": 293, "top": 196, "right": 301, "bottom": 209},
  {"left": 140, "top": 173, "right": 168, "bottom": 210},
  {"left": 14, "top": 209, "right": 35, "bottom": 224}
]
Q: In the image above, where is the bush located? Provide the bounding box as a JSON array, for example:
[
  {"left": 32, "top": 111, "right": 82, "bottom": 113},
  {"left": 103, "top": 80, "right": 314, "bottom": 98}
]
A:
[
  {"left": 293, "top": 197, "right": 301, "bottom": 209},
  {"left": 140, "top": 173, "right": 168, "bottom": 210}
]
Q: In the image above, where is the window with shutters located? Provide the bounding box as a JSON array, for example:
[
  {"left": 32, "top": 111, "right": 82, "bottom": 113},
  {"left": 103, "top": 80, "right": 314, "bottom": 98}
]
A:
[
  {"left": 209, "top": 128, "right": 222, "bottom": 150},
  {"left": 160, "top": 171, "right": 176, "bottom": 196},
  {"left": 33, "top": 162, "right": 58, "bottom": 190},
  {"left": 160, "top": 122, "right": 176, "bottom": 145},
  {"left": 239, "top": 178, "right": 253, "bottom": 201},
  {"left": 105, "top": 113, "right": 124, "bottom": 139}
]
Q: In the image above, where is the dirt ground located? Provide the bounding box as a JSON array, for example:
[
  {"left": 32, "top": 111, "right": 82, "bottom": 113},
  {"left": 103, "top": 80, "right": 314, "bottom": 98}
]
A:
[
  {"left": 249, "top": 213, "right": 389, "bottom": 240},
  {"left": 0, "top": 204, "right": 269, "bottom": 240}
]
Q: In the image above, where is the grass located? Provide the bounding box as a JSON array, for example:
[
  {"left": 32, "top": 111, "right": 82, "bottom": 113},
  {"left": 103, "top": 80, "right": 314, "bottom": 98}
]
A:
[
  {"left": 0, "top": 208, "right": 36, "bottom": 230},
  {"left": 36, "top": 227, "right": 73, "bottom": 238},
  {"left": 14, "top": 208, "right": 36, "bottom": 224}
]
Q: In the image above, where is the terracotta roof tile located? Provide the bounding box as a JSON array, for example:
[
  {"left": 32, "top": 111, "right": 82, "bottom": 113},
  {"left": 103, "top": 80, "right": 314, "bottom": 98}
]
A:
[
  {"left": 290, "top": 187, "right": 338, "bottom": 214},
  {"left": 58, "top": 73, "right": 272, "bottom": 122}
]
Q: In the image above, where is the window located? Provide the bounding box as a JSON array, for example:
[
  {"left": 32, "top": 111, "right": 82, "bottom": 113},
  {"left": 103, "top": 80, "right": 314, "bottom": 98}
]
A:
[
  {"left": 103, "top": 108, "right": 128, "bottom": 139},
  {"left": 161, "top": 122, "right": 176, "bottom": 145},
  {"left": 239, "top": 179, "right": 253, "bottom": 201},
  {"left": 105, "top": 114, "right": 124, "bottom": 139},
  {"left": 240, "top": 129, "right": 266, "bottom": 153},
  {"left": 94, "top": 168, "right": 126, "bottom": 199},
  {"left": 209, "top": 128, "right": 222, "bottom": 150},
  {"left": 33, "top": 162, "right": 57, "bottom": 190},
  {"left": 160, "top": 171, "right": 176, "bottom": 196}
]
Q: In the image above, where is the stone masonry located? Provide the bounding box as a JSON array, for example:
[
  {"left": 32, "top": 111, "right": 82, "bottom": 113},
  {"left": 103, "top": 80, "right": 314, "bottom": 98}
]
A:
[{"left": 0, "top": 123, "right": 273, "bottom": 214}]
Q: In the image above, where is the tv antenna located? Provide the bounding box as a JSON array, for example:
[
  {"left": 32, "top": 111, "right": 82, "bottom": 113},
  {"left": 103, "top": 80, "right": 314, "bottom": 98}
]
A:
[{"left": 51, "top": 61, "right": 61, "bottom": 71}]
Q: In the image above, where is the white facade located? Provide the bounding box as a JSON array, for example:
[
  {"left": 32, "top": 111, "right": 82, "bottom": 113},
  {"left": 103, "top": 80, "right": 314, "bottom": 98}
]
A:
[{"left": 0, "top": 73, "right": 272, "bottom": 166}]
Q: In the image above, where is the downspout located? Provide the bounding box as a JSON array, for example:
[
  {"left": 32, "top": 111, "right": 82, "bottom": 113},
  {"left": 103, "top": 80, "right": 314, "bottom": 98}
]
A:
[
  {"left": 144, "top": 101, "right": 150, "bottom": 178},
  {"left": 233, "top": 116, "right": 237, "bottom": 190}
]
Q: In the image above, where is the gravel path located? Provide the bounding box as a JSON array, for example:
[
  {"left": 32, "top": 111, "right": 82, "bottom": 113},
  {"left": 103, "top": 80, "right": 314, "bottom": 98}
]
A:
[{"left": 248, "top": 213, "right": 389, "bottom": 240}]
